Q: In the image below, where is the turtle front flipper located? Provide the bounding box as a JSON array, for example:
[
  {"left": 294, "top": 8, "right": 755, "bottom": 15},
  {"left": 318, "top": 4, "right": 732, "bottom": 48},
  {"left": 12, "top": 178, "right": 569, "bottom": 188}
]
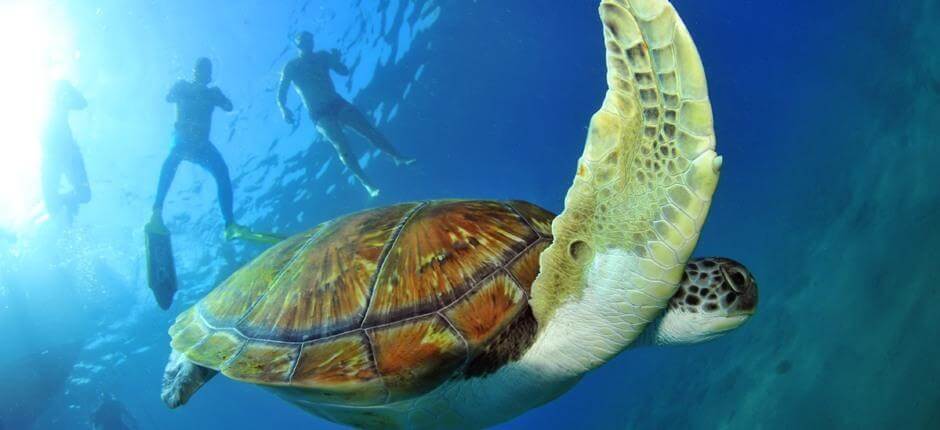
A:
[
  {"left": 161, "top": 350, "right": 218, "bottom": 408},
  {"left": 529, "top": 0, "right": 721, "bottom": 373}
]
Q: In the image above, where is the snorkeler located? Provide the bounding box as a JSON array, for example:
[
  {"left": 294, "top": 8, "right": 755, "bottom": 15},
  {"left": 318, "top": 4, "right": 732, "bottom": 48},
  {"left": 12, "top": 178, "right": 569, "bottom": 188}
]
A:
[
  {"left": 278, "top": 31, "right": 414, "bottom": 198},
  {"left": 90, "top": 395, "right": 138, "bottom": 430},
  {"left": 144, "top": 58, "right": 282, "bottom": 310},
  {"left": 147, "top": 58, "right": 257, "bottom": 241},
  {"left": 42, "top": 80, "right": 91, "bottom": 223}
]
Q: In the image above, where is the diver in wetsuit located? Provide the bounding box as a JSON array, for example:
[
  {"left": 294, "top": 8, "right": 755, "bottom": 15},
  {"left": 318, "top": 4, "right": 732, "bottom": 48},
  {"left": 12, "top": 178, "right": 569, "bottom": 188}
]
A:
[
  {"left": 148, "top": 58, "right": 251, "bottom": 239},
  {"left": 42, "top": 80, "right": 91, "bottom": 223},
  {"left": 89, "top": 395, "right": 137, "bottom": 430},
  {"left": 278, "top": 31, "right": 414, "bottom": 198}
]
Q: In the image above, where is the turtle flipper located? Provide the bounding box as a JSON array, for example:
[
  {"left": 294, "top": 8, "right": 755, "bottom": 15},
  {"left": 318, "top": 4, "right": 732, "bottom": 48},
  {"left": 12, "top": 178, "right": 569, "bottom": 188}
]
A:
[
  {"left": 161, "top": 350, "right": 218, "bottom": 408},
  {"left": 529, "top": 0, "right": 720, "bottom": 369}
]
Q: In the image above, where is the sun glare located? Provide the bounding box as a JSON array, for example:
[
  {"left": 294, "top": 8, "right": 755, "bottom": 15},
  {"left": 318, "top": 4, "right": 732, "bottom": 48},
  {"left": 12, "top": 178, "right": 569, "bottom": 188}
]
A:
[{"left": 0, "top": 2, "right": 73, "bottom": 230}]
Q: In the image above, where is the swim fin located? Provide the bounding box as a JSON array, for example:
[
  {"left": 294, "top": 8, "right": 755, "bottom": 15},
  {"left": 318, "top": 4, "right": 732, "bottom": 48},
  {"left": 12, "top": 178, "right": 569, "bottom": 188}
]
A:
[
  {"left": 238, "top": 230, "right": 285, "bottom": 245},
  {"left": 224, "top": 224, "right": 285, "bottom": 245},
  {"left": 145, "top": 221, "right": 177, "bottom": 310}
]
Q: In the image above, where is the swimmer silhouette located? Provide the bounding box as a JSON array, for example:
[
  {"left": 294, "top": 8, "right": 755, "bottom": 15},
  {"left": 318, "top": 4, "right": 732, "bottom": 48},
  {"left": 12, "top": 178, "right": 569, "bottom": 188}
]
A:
[
  {"left": 278, "top": 31, "right": 415, "bottom": 198},
  {"left": 149, "top": 58, "right": 272, "bottom": 242},
  {"left": 42, "top": 80, "right": 91, "bottom": 223}
]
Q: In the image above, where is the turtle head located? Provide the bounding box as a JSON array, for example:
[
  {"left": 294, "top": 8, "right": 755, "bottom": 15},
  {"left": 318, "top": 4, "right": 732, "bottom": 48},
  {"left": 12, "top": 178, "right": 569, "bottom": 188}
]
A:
[{"left": 643, "top": 258, "right": 758, "bottom": 346}]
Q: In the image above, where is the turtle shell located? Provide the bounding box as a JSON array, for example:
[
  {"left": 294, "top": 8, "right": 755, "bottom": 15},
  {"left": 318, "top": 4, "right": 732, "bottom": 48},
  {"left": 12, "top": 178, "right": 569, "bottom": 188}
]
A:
[{"left": 168, "top": 200, "right": 553, "bottom": 405}]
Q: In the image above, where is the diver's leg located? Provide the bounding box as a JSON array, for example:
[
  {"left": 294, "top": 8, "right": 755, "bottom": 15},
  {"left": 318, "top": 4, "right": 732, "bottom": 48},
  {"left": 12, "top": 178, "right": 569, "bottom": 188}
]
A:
[
  {"left": 192, "top": 143, "right": 235, "bottom": 226},
  {"left": 338, "top": 104, "right": 414, "bottom": 166},
  {"left": 151, "top": 147, "right": 184, "bottom": 227},
  {"left": 316, "top": 117, "right": 380, "bottom": 197},
  {"left": 190, "top": 144, "right": 282, "bottom": 243},
  {"left": 64, "top": 144, "right": 91, "bottom": 206},
  {"left": 41, "top": 155, "right": 64, "bottom": 216}
]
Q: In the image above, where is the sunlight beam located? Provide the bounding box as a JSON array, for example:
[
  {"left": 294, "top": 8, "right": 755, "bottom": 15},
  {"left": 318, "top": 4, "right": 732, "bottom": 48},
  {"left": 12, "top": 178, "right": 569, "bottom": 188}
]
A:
[{"left": 0, "top": 1, "right": 74, "bottom": 230}]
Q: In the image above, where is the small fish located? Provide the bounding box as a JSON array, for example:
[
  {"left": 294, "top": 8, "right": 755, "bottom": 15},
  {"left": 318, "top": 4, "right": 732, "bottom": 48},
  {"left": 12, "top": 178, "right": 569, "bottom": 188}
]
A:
[
  {"left": 315, "top": 158, "right": 333, "bottom": 180},
  {"left": 131, "top": 346, "right": 151, "bottom": 355}
]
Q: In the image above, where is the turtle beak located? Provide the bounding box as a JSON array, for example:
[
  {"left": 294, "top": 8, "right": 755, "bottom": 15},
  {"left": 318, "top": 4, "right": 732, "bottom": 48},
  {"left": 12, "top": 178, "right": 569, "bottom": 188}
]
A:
[{"left": 709, "top": 313, "right": 751, "bottom": 333}]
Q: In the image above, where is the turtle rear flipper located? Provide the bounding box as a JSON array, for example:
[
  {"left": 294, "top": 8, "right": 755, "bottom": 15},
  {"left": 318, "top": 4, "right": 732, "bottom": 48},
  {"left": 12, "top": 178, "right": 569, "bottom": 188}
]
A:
[{"left": 161, "top": 350, "right": 218, "bottom": 408}]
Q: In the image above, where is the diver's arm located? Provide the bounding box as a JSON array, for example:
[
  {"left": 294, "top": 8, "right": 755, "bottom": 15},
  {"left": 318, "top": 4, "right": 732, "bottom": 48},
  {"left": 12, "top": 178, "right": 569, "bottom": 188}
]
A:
[
  {"left": 56, "top": 81, "right": 86, "bottom": 110},
  {"left": 277, "top": 65, "right": 292, "bottom": 111},
  {"left": 166, "top": 81, "right": 184, "bottom": 103},
  {"left": 214, "top": 88, "right": 233, "bottom": 112},
  {"left": 329, "top": 50, "right": 350, "bottom": 76},
  {"left": 277, "top": 64, "right": 296, "bottom": 124},
  {"left": 71, "top": 88, "right": 88, "bottom": 110}
]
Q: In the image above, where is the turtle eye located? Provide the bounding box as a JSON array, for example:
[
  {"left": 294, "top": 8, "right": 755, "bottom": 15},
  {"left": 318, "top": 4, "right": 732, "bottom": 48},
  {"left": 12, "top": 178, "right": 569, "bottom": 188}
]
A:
[
  {"left": 730, "top": 271, "right": 747, "bottom": 292},
  {"left": 721, "top": 266, "right": 748, "bottom": 294}
]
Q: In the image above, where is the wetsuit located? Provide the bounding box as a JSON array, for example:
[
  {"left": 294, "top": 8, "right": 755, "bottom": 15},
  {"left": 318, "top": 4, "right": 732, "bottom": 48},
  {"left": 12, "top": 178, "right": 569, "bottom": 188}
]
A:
[
  {"left": 42, "top": 81, "right": 90, "bottom": 216},
  {"left": 153, "top": 80, "right": 234, "bottom": 224}
]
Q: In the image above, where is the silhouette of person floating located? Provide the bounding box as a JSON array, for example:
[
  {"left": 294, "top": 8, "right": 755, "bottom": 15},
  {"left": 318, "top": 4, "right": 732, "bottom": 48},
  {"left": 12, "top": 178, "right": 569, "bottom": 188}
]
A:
[
  {"left": 278, "top": 31, "right": 414, "bottom": 198},
  {"left": 148, "top": 58, "right": 255, "bottom": 240},
  {"left": 42, "top": 80, "right": 91, "bottom": 223},
  {"left": 89, "top": 395, "right": 138, "bottom": 430}
]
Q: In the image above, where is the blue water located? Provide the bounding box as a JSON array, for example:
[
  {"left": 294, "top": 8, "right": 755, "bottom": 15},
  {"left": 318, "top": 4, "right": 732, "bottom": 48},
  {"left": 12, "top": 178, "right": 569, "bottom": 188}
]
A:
[{"left": 1, "top": 0, "right": 938, "bottom": 428}]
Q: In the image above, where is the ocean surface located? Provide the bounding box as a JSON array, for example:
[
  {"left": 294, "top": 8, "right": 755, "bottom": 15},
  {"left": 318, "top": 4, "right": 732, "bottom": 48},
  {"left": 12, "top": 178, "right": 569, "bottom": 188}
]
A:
[{"left": 0, "top": 0, "right": 937, "bottom": 428}]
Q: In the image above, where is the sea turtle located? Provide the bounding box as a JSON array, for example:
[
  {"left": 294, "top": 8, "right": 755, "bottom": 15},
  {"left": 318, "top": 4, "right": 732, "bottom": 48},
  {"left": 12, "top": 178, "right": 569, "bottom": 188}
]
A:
[{"left": 161, "top": 0, "right": 759, "bottom": 428}]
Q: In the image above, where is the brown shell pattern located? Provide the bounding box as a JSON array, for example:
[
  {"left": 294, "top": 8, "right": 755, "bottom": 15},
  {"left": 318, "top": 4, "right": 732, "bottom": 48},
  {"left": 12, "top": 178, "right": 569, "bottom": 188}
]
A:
[{"left": 169, "top": 200, "right": 554, "bottom": 404}]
